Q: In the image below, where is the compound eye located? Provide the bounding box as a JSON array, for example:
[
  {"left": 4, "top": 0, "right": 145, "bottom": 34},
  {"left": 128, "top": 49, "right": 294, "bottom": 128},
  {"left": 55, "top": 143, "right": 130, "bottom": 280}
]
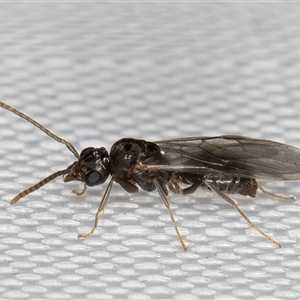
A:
[{"left": 84, "top": 170, "right": 107, "bottom": 186}]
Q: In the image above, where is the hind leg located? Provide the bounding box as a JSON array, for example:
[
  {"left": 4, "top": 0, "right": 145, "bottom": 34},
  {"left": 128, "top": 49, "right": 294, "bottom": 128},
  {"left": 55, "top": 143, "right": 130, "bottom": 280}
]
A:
[{"left": 258, "top": 184, "right": 295, "bottom": 200}]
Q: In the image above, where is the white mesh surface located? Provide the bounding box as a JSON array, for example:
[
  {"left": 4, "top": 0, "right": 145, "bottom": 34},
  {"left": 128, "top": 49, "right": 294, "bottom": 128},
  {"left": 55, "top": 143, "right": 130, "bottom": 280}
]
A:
[{"left": 1, "top": 3, "right": 300, "bottom": 300}]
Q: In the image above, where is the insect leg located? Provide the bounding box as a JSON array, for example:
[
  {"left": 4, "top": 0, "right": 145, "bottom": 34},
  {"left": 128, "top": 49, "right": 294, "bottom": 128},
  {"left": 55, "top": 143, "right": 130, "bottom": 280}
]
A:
[
  {"left": 168, "top": 179, "right": 201, "bottom": 195},
  {"left": 258, "top": 184, "right": 295, "bottom": 200},
  {"left": 72, "top": 183, "right": 87, "bottom": 196},
  {"left": 78, "top": 177, "right": 115, "bottom": 239},
  {"left": 153, "top": 178, "right": 188, "bottom": 251},
  {"left": 204, "top": 180, "right": 281, "bottom": 248},
  {"left": 10, "top": 169, "right": 70, "bottom": 204}
]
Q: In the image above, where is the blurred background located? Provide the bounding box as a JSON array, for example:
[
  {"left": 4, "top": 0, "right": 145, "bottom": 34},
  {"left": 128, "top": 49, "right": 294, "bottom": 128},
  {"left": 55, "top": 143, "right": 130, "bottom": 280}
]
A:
[{"left": 0, "top": 3, "right": 300, "bottom": 300}]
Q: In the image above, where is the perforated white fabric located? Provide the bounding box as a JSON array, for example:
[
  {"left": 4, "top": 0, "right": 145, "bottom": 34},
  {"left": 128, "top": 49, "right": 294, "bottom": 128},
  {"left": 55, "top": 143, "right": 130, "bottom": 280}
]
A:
[{"left": 0, "top": 3, "right": 300, "bottom": 300}]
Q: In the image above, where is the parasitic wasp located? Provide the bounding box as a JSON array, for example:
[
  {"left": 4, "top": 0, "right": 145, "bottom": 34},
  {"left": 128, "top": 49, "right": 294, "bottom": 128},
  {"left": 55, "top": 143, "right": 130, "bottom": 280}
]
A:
[{"left": 1, "top": 101, "right": 300, "bottom": 251}]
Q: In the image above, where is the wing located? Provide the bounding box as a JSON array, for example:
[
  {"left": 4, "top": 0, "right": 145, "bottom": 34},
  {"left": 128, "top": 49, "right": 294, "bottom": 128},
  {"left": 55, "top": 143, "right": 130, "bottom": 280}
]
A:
[{"left": 142, "top": 135, "right": 300, "bottom": 180}]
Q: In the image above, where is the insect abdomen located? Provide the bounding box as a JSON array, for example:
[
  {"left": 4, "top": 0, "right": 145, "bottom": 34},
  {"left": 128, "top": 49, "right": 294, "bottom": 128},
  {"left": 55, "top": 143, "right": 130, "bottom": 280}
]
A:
[{"left": 205, "top": 176, "right": 258, "bottom": 197}]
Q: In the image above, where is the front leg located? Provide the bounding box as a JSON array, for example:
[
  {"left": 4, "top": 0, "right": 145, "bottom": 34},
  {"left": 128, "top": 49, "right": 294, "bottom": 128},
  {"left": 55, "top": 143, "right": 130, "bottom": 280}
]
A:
[
  {"left": 78, "top": 177, "right": 115, "bottom": 239},
  {"left": 72, "top": 183, "right": 87, "bottom": 196}
]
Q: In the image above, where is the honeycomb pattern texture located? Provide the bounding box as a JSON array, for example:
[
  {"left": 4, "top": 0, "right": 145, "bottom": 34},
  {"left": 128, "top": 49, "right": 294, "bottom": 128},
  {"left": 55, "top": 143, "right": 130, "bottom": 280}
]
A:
[{"left": 0, "top": 3, "right": 300, "bottom": 300}]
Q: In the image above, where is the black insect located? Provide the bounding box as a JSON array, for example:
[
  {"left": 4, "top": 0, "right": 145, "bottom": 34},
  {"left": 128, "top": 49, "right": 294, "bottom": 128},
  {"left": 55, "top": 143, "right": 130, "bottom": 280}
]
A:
[{"left": 1, "top": 101, "right": 300, "bottom": 251}]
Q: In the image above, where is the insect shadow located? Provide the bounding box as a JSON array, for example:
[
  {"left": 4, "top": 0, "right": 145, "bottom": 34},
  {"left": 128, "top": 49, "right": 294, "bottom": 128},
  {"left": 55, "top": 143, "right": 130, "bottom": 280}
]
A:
[{"left": 1, "top": 101, "right": 299, "bottom": 251}]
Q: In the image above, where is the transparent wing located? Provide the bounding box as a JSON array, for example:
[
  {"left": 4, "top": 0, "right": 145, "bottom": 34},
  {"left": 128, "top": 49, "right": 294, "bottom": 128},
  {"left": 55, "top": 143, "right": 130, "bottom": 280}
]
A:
[{"left": 142, "top": 135, "right": 300, "bottom": 180}]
